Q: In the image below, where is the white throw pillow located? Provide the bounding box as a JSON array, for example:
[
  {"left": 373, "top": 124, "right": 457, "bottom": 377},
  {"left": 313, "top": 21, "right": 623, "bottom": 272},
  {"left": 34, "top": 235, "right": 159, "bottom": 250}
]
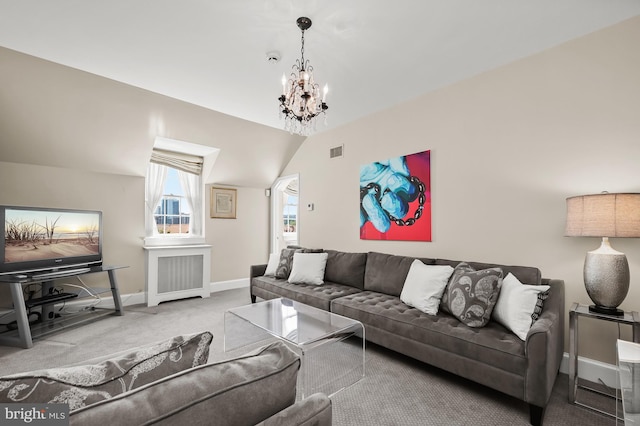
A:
[
  {"left": 264, "top": 253, "right": 280, "bottom": 277},
  {"left": 400, "top": 260, "right": 454, "bottom": 315},
  {"left": 288, "top": 252, "right": 329, "bottom": 285},
  {"left": 492, "top": 273, "right": 550, "bottom": 340}
]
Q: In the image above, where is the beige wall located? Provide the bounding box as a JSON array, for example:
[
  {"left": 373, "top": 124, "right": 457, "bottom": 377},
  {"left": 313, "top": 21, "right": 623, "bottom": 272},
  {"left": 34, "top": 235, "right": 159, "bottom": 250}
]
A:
[
  {"left": 0, "top": 45, "right": 292, "bottom": 299},
  {"left": 0, "top": 161, "right": 270, "bottom": 302},
  {"left": 0, "top": 164, "right": 271, "bottom": 292},
  {"left": 206, "top": 185, "right": 270, "bottom": 283},
  {"left": 282, "top": 17, "right": 640, "bottom": 363},
  {"left": 0, "top": 46, "right": 304, "bottom": 188},
  {"left": 0, "top": 161, "right": 145, "bottom": 297}
]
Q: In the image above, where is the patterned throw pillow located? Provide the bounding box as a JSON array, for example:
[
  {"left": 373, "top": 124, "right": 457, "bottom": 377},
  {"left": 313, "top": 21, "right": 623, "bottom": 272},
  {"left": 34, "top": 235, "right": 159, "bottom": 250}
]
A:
[
  {"left": 275, "top": 248, "right": 301, "bottom": 279},
  {"left": 440, "top": 263, "right": 475, "bottom": 314},
  {"left": 0, "top": 331, "right": 213, "bottom": 411},
  {"left": 443, "top": 263, "right": 503, "bottom": 328},
  {"left": 532, "top": 291, "right": 550, "bottom": 322}
]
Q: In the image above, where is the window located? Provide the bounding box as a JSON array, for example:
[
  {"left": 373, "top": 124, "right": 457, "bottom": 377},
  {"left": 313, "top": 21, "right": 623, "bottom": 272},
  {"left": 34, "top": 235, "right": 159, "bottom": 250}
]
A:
[
  {"left": 270, "top": 174, "right": 299, "bottom": 253},
  {"left": 154, "top": 168, "right": 191, "bottom": 235},
  {"left": 283, "top": 193, "right": 298, "bottom": 234},
  {"left": 144, "top": 137, "right": 219, "bottom": 245}
]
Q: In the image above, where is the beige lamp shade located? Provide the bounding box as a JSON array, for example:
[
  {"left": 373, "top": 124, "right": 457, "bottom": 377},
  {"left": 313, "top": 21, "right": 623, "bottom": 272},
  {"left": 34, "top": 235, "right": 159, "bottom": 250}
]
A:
[
  {"left": 565, "top": 192, "right": 640, "bottom": 315},
  {"left": 565, "top": 193, "right": 640, "bottom": 238}
]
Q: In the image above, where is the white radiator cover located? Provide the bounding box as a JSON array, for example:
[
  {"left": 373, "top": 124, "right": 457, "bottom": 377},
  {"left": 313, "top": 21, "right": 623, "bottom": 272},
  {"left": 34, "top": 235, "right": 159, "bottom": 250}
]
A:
[{"left": 144, "top": 245, "right": 212, "bottom": 307}]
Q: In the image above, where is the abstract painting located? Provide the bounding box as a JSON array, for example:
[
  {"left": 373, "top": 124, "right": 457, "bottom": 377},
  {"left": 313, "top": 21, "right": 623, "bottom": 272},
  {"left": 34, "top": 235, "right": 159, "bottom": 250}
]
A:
[{"left": 360, "top": 150, "right": 431, "bottom": 241}]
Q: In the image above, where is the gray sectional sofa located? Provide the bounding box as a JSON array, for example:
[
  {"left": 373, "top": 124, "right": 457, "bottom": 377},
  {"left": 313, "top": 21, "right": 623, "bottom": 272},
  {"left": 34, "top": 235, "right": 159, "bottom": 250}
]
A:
[
  {"left": 250, "top": 249, "right": 565, "bottom": 426},
  {"left": 1, "top": 332, "right": 332, "bottom": 426}
]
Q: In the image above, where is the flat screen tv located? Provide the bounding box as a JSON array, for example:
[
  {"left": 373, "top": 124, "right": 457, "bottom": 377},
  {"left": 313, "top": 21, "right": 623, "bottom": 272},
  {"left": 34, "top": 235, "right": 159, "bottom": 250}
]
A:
[{"left": 0, "top": 205, "right": 103, "bottom": 276}]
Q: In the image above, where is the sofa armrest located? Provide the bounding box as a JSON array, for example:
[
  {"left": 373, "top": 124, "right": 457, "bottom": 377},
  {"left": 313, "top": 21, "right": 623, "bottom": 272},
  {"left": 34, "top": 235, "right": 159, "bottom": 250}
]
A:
[
  {"left": 257, "top": 393, "right": 332, "bottom": 426},
  {"left": 250, "top": 264, "right": 268, "bottom": 303},
  {"left": 251, "top": 264, "right": 267, "bottom": 279},
  {"left": 524, "top": 278, "right": 565, "bottom": 407}
]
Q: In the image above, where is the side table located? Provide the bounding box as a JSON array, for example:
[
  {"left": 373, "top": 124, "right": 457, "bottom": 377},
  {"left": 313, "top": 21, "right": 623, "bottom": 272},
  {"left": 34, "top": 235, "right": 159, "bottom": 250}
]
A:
[
  {"left": 617, "top": 339, "right": 640, "bottom": 425},
  {"left": 569, "top": 303, "right": 640, "bottom": 418}
]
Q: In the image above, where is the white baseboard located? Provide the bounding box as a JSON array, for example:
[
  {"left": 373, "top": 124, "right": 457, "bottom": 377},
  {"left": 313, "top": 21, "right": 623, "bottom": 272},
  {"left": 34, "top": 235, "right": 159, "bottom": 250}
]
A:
[
  {"left": 559, "top": 352, "right": 619, "bottom": 389},
  {"left": 59, "top": 279, "right": 248, "bottom": 312},
  {"left": 61, "top": 291, "right": 146, "bottom": 311},
  {"left": 209, "top": 278, "right": 249, "bottom": 293},
  {"left": 64, "top": 278, "right": 249, "bottom": 310}
]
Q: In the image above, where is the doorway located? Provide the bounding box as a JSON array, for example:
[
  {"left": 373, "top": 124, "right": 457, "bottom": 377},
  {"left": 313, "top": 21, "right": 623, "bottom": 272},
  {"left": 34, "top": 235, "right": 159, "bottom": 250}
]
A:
[{"left": 271, "top": 174, "right": 299, "bottom": 254}]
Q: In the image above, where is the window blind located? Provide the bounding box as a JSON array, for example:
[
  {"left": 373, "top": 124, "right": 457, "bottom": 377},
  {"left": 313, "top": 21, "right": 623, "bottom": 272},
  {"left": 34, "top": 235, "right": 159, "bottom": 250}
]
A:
[{"left": 150, "top": 148, "right": 204, "bottom": 176}]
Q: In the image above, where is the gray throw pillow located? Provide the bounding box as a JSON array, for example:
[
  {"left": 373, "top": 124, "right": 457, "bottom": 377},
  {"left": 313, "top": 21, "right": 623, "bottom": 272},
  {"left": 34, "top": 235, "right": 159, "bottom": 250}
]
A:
[
  {"left": 0, "top": 331, "right": 213, "bottom": 411},
  {"left": 440, "top": 262, "right": 474, "bottom": 314},
  {"left": 443, "top": 262, "right": 503, "bottom": 328},
  {"left": 275, "top": 248, "right": 302, "bottom": 279}
]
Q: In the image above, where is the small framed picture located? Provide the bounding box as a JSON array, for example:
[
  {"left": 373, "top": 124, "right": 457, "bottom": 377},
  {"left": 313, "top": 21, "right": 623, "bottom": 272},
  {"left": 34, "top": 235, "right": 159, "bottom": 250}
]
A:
[{"left": 210, "top": 187, "right": 237, "bottom": 219}]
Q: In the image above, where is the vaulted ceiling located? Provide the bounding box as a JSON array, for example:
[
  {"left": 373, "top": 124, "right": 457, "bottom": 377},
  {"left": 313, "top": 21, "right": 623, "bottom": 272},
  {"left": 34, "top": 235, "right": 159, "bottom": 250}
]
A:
[{"left": 1, "top": 1, "right": 639, "bottom": 184}]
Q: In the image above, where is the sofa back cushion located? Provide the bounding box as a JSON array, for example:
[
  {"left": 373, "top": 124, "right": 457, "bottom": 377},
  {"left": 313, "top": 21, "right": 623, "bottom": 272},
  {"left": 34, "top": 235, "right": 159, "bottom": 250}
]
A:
[
  {"left": 324, "top": 250, "right": 367, "bottom": 289},
  {"left": 69, "top": 341, "right": 300, "bottom": 426},
  {"left": 434, "top": 258, "right": 541, "bottom": 285},
  {"left": 364, "top": 252, "right": 436, "bottom": 296}
]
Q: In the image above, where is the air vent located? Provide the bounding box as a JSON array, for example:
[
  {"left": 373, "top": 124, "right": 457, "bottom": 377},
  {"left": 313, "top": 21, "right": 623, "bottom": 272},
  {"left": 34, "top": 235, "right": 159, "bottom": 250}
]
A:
[{"left": 329, "top": 145, "right": 344, "bottom": 159}]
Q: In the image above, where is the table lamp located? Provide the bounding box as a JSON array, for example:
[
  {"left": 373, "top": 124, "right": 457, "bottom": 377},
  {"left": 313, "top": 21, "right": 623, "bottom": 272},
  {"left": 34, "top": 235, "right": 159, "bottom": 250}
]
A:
[{"left": 565, "top": 193, "right": 640, "bottom": 316}]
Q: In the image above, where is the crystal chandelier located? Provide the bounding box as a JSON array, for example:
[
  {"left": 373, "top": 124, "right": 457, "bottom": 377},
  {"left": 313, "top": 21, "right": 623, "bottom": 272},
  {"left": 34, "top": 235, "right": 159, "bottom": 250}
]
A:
[{"left": 278, "top": 17, "right": 328, "bottom": 136}]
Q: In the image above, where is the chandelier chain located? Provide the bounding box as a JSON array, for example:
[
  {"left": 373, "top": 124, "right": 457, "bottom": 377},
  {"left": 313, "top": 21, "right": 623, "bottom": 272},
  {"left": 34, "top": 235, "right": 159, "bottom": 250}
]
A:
[{"left": 300, "top": 29, "right": 305, "bottom": 65}]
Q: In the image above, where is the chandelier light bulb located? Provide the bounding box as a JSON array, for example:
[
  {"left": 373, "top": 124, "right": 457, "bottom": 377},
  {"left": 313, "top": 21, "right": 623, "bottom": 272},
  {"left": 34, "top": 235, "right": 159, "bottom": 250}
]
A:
[{"left": 322, "top": 84, "right": 328, "bottom": 102}]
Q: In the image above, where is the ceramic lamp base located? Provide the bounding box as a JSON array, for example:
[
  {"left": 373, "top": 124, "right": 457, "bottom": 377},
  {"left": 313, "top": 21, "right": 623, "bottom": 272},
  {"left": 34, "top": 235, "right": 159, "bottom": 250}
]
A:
[{"left": 583, "top": 237, "right": 630, "bottom": 313}]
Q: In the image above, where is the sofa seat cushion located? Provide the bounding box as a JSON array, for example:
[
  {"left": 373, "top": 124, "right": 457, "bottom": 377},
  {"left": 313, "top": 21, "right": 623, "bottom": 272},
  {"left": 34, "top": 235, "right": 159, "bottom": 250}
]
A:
[
  {"left": 331, "top": 292, "right": 526, "bottom": 375},
  {"left": 69, "top": 341, "right": 300, "bottom": 426},
  {"left": 252, "top": 276, "right": 362, "bottom": 311}
]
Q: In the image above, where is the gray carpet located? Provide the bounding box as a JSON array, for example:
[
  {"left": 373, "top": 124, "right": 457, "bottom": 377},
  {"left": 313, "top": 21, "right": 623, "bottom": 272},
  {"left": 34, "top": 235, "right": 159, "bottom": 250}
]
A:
[{"left": 0, "top": 289, "right": 617, "bottom": 425}]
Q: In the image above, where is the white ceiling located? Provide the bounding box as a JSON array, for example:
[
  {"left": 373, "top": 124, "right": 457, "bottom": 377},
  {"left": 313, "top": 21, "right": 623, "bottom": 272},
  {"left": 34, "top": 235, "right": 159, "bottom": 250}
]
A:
[{"left": 0, "top": 0, "right": 639, "bottom": 135}]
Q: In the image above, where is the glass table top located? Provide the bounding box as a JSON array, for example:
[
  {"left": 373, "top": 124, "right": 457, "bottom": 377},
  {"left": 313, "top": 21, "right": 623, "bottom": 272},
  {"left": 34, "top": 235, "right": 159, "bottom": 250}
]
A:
[{"left": 226, "top": 298, "right": 362, "bottom": 347}]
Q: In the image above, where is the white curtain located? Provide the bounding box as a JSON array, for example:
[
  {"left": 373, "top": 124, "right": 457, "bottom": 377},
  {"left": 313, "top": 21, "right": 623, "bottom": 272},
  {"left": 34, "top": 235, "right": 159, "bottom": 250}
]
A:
[
  {"left": 145, "top": 163, "right": 168, "bottom": 236},
  {"left": 178, "top": 170, "right": 203, "bottom": 236}
]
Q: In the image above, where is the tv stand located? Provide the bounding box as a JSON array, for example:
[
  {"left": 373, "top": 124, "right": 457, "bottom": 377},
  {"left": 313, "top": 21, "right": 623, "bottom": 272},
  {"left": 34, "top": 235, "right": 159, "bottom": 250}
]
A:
[
  {"left": 30, "top": 267, "right": 92, "bottom": 281},
  {"left": 0, "top": 265, "right": 127, "bottom": 349},
  {"left": 24, "top": 292, "right": 78, "bottom": 308}
]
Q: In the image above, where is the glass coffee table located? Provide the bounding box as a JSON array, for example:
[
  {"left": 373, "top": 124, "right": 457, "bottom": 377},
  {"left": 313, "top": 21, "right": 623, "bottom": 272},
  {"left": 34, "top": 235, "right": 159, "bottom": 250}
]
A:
[{"left": 224, "top": 298, "right": 365, "bottom": 399}]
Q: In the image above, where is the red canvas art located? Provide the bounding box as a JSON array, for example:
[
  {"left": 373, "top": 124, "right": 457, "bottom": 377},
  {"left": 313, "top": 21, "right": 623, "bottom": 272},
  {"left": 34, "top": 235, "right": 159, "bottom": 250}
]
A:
[{"left": 359, "top": 150, "right": 431, "bottom": 241}]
